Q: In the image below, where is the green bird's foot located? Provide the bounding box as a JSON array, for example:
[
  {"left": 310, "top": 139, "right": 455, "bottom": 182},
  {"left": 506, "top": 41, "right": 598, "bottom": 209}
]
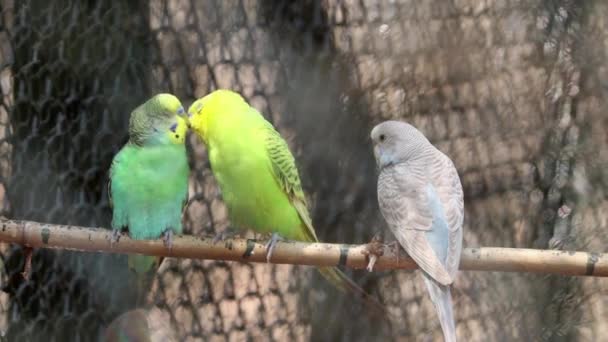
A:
[
  {"left": 265, "top": 233, "right": 284, "bottom": 263},
  {"left": 110, "top": 230, "right": 121, "bottom": 246},
  {"left": 163, "top": 230, "right": 173, "bottom": 250}
]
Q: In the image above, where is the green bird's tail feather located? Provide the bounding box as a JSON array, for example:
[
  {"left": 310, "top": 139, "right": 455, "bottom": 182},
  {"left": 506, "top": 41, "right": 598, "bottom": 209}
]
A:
[
  {"left": 103, "top": 309, "right": 151, "bottom": 342},
  {"left": 128, "top": 255, "right": 164, "bottom": 306}
]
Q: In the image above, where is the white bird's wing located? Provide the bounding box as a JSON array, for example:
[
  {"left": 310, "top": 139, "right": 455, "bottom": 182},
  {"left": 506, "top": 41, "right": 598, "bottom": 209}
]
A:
[
  {"left": 430, "top": 152, "right": 464, "bottom": 278},
  {"left": 378, "top": 165, "right": 453, "bottom": 285}
]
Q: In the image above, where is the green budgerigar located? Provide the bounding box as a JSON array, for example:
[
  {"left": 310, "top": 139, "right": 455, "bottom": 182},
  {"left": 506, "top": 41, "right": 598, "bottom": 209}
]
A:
[
  {"left": 187, "top": 90, "right": 386, "bottom": 314},
  {"left": 109, "top": 94, "right": 189, "bottom": 296}
]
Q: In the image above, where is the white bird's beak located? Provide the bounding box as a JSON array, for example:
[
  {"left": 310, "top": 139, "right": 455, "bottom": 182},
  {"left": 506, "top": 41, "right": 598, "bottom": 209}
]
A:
[
  {"left": 374, "top": 146, "right": 396, "bottom": 170},
  {"left": 373, "top": 145, "right": 381, "bottom": 166}
]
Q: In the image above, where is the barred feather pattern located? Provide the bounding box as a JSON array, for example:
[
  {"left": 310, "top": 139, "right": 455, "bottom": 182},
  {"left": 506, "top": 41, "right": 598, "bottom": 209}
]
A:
[
  {"left": 373, "top": 120, "right": 464, "bottom": 341},
  {"left": 261, "top": 119, "right": 317, "bottom": 241},
  {"left": 378, "top": 148, "right": 463, "bottom": 282}
]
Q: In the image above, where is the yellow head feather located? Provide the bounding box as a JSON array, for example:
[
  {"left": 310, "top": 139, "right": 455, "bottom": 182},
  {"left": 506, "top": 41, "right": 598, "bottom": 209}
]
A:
[{"left": 186, "top": 89, "right": 248, "bottom": 143}]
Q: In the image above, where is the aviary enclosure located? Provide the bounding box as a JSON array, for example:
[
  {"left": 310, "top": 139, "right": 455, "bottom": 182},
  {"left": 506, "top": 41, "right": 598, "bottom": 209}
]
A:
[{"left": 0, "top": 1, "right": 607, "bottom": 341}]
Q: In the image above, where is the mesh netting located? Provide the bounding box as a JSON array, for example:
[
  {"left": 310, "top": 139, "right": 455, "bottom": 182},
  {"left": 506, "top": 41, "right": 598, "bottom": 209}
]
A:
[{"left": 0, "top": 0, "right": 607, "bottom": 341}]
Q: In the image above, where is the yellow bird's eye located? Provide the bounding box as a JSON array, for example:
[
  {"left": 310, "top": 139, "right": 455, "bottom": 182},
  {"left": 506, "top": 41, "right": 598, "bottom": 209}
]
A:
[{"left": 187, "top": 102, "right": 202, "bottom": 118}]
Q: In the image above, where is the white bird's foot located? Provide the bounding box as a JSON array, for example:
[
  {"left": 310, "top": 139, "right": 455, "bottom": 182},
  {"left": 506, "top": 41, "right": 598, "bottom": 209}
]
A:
[
  {"left": 363, "top": 234, "right": 384, "bottom": 272},
  {"left": 163, "top": 230, "right": 174, "bottom": 250},
  {"left": 386, "top": 240, "right": 400, "bottom": 251},
  {"left": 385, "top": 240, "right": 406, "bottom": 263},
  {"left": 265, "top": 233, "right": 283, "bottom": 263},
  {"left": 110, "top": 230, "right": 121, "bottom": 246}
]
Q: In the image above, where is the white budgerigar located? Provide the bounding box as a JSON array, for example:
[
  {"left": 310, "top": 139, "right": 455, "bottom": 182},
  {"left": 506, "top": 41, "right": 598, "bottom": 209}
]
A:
[{"left": 370, "top": 120, "right": 464, "bottom": 342}]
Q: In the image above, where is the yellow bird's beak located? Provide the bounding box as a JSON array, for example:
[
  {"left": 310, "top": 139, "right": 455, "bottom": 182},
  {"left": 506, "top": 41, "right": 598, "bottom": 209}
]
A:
[{"left": 186, "top": 99, "right": 207, "bottom": 142}]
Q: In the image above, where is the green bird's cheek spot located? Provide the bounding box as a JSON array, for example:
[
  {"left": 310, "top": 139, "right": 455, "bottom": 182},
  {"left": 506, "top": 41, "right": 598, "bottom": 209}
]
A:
[{"left": 41, "top": 227, "right": 50, "bottom": 244}]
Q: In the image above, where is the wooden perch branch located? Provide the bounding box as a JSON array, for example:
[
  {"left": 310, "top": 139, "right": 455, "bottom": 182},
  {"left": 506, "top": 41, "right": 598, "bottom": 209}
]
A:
[{"left": 0, "top": 219, "right": 606, "bottom": 277}]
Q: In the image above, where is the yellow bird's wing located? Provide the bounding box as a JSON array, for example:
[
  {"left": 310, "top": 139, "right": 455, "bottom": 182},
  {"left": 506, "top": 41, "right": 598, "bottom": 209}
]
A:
[
  {"left": 254, "top": 110, "right": 388, "bottom": 317},
  {"left": 260, "top": 118, "right": 318, "bottom": 242}
]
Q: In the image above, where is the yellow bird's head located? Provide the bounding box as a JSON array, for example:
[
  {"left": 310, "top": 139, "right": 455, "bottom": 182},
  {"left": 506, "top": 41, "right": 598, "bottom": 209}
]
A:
[{"left": 186, "top": 89, "right": 247, "bottom": 144}]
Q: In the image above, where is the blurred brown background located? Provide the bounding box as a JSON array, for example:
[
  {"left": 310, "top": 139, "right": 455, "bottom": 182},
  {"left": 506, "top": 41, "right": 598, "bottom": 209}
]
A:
[{"left": 0, "top": 0, "right": 607, "bottom": 341}]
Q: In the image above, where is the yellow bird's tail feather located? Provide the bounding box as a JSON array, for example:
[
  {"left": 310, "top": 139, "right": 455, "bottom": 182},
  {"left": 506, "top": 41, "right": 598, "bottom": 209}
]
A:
[
  {"left": 318, "top": 266, "right": 389, "bottom": 318},
  {"left": 295, "top": 215, "right": 389, "bottom": 318}
]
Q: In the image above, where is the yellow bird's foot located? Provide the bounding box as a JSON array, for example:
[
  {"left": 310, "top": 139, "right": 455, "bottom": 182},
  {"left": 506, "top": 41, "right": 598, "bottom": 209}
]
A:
[
  {"left": 265, "top": 233, "right": 283, "bottom": 263},
  {"left": 362, "top": 234, "right": 384, "bottom": 272},
  {"left": 163, "top": 230, "right": 174, "bottom": 251},
  {"left": 212, "top": 228, "right": 238, "bottom": 244},
  {"left": 110, "top": 230, "right": 121, "bottom": 246}
]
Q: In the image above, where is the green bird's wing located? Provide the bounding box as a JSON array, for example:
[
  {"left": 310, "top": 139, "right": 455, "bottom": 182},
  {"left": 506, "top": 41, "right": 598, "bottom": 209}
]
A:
[
  {"left": 108, "top": 147, "right": 181, "bottom": 305},
  {"left": 181, "top": 188, "right": 190, "bottom": 217},
  {"left": 108, "top": 161, "right": 115, "bottom": 209},
  {"left": 261, "top": 120, "right": 318, "bottom": 242},
  {"left": 107, "top": 181, "right": 113, "bottom": 208}
]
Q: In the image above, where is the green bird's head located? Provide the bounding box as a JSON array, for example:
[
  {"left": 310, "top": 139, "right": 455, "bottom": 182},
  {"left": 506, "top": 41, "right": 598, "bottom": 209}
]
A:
[
  {"left": 186, "top": 89, "right": 247, "bottom": 144},
  {"left": 129, "top": 93, "right": 187, "bottom": 146}
]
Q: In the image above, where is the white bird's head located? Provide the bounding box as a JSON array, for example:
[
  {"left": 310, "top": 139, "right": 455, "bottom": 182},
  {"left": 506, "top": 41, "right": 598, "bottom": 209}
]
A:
[{"left": 370, "top": 120, "right": 431, "bottom": 170}]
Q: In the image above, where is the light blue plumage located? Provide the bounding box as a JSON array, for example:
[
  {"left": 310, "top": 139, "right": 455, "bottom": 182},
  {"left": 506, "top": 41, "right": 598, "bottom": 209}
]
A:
[
  {"left": 111, "top": 141, "right": 188, "bottom": 240},
  {"left": 424, "top": 185, "right": 449, "bottom": 263},
  {"left": 109, "top": 94, "right": 189, "bottom": 246},
  {"left": 371, "top": 120, "right": 464, "bottom": 342},
  {"left": 109, "top": 94, "right": 189, "bottom": 302}
]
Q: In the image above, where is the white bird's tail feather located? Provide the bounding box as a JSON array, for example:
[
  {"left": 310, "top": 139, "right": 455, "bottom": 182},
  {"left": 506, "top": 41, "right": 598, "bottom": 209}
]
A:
[{"left": 423, "top": 274, "right": 456, "bottom": 342}]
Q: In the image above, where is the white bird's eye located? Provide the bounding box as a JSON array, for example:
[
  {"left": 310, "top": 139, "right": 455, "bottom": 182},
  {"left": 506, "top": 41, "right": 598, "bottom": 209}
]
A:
[{"left": 379, "top": 134, "right": 386, "bottom": 142}]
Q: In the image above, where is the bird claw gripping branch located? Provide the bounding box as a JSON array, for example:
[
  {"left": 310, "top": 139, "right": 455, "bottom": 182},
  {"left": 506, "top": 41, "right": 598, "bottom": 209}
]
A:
[{"left": 363, "top": 234, "right": 385, "bottom": 272}]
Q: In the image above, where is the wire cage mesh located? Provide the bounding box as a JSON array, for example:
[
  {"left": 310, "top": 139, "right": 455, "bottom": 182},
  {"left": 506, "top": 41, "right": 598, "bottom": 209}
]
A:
[{"left": 0, "top": 0, "right": 607, "bottom": 341}]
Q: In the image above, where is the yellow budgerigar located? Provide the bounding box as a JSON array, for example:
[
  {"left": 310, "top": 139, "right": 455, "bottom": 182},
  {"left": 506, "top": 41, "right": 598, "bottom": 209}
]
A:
[{"left": 186, "top": 90, "right": 385, "bottom": 314}]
